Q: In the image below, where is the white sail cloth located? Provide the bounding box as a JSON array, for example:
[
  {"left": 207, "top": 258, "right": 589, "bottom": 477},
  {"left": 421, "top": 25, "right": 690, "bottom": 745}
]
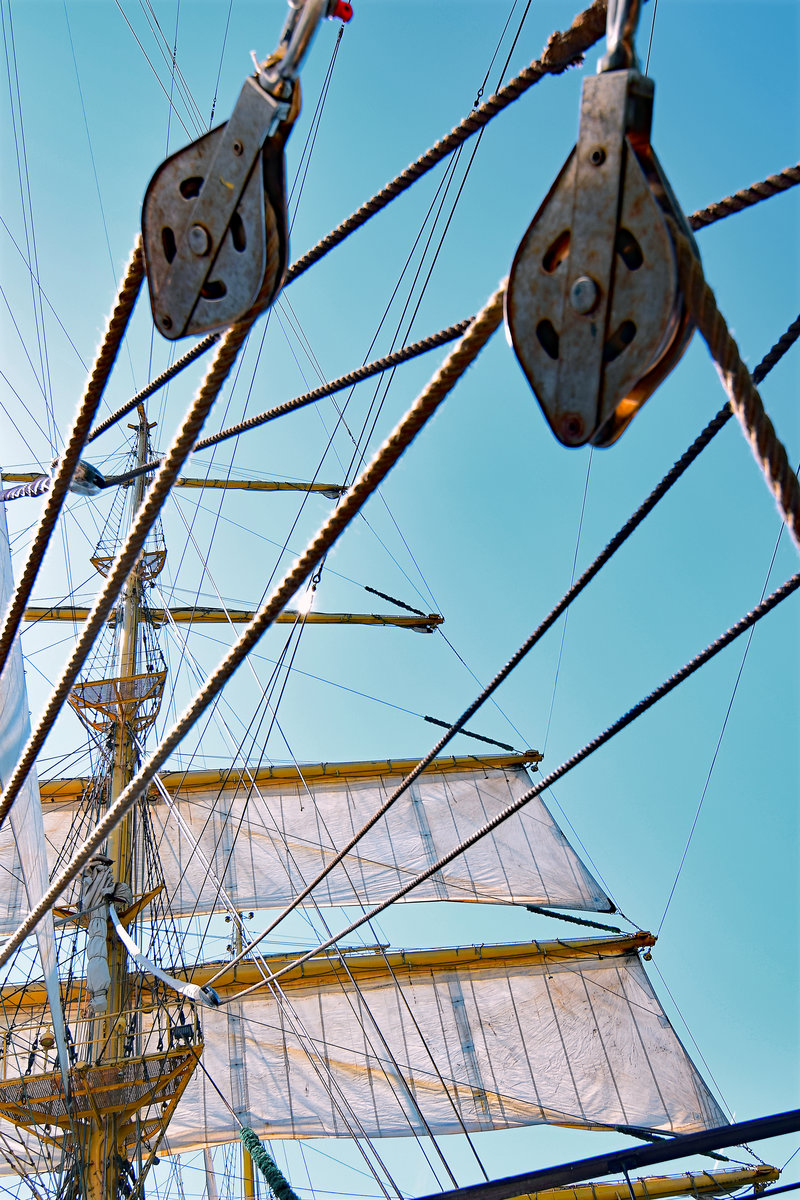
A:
[
  {"left": 164, "top": 938, "right": 725, "bottom": 1152},
  {"left": 0, "top": 762, "right": 611, "bottom": 926},
  {"left": 0, "top": 505, "right": 69, "bottom": 1085}
]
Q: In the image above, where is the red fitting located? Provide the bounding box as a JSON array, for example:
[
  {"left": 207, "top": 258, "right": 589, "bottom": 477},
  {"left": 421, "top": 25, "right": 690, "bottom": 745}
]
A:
[{"left": 330, "top": 0, "right": 353, "bottom": 21}]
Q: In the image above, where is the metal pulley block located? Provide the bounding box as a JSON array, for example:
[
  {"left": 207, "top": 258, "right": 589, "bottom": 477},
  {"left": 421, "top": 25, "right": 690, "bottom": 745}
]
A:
[
  {"left": 141, "top": 0, "right": 351, "bottom": 340},
  {"left": 505, "top": 66, "right": 699, "bottom": 447}
]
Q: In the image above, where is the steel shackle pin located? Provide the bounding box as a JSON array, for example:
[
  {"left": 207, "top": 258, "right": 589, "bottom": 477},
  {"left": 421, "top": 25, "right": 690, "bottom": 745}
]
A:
[{"left": 599, "top": 0, "right": 644, "bottom": 73}]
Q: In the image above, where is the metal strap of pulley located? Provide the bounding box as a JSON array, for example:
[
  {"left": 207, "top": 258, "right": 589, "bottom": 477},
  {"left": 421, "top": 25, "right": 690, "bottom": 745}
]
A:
[
  {"left": 505, "top": 0, "right": 699, "bottom": 448},
  {"left": 142, "top": 0, "right": 352, "bottom": 341}
]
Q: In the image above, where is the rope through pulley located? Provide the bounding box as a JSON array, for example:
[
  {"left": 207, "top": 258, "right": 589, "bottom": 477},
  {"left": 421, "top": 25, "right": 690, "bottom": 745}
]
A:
[
  {"left": 505, "top": 0, "right": 699, "bottom": 447},
  {"left": 141, "top": 0, "right": 352, "bottom": 341}
]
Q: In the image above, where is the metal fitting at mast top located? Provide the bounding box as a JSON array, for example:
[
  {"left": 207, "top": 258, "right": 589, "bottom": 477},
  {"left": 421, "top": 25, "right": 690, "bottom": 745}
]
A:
[{"left": 599, "top": 0, "right": 643, "bottom": 73}]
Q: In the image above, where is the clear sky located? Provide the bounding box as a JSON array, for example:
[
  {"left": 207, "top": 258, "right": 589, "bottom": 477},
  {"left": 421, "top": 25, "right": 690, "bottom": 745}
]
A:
[{"left": 1, "top": 0, "right": 798, "bottom": 1197}]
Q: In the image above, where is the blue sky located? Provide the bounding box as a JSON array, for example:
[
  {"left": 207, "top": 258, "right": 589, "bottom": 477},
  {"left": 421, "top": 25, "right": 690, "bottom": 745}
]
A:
[{"left": 1, "top": 0, "right": 798, "bottom": 1196}]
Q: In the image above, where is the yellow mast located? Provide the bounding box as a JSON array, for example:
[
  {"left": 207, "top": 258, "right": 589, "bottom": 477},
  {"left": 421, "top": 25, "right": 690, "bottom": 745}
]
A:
[{"left": 86, "top": 411, "right": 150, "bottom": 1200}]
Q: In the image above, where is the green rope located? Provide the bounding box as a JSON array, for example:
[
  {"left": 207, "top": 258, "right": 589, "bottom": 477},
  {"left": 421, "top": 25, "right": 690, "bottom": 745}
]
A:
[
  {"left": 525, "top": 905, "right": 623, "bottom": 933},
  {"left": 240, "top": 1126, "right": 301, "bottom": 1200}
]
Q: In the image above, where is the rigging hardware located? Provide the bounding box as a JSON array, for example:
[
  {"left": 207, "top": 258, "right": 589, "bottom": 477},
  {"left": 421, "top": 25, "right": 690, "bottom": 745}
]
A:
[
  {"left": 505, "top": 0, "right": 699, "bottom": 447},
  {"left": 141, "top": 0, "right": 352, "bottom": 340}
]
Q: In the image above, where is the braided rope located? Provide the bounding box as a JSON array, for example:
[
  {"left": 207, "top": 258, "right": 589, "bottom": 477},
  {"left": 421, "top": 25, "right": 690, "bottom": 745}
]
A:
[
  {"left": 243, "top": 567, "right": 800, "bottom": 994},
  {"left": 669, "top": 221, "right": 800, "bottom": 550},
  {"left": 194, "top": 316, "right": 473, "bottom": 452},
  {"left": 689, "top": 162, "right": 800, "bottom": 231},
  {"left": 284, "top": 1, "right": 607, "bottom": 284},
  {"left": 0, "top": 281, "right": 506, "bottom": 967},
  {"left": 98, "top": 317, "right": 474, "bottom": 486},
  {"left": 0, "top": 319, "right": 252, "bottom": 834},
  {"left": 0, "top": 239, "right": 144, "bottom": 673},
  {"left": 205, "top": 308, "right": 800, "bottom": 978},
  {"left": 86, "top": 333, "right": 219, "bottom": 444}
]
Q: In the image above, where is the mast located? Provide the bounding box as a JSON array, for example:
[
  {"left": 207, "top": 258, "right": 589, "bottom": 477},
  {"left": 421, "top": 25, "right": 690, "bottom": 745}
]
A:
[{"left": 86, "top": 408, "right": 150, "bottom": 1200}]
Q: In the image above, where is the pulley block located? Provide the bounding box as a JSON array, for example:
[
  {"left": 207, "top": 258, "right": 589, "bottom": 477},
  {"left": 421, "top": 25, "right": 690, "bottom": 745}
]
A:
[
  {"left": 142, "top": 78, "right": 297, "bottom": 340},
  {"left": 505, "top": 68, "right": 699, "bottom": 447}
]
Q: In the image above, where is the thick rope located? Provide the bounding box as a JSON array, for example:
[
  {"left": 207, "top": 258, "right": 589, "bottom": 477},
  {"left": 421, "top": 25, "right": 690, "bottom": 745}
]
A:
[
  {"left": 689, "top": 162, "right": 800, "bottom": 231},
  {"left": 669, "top": 222, "right": 800, "bottom": 550},
  {"left": 240, "top": 1128, "right": 300, "bottom": 1200},
  {"left": 0, "top": 281, "right": 506, "bottom": 968},
  {"left": 234, "top": 567, "right": 800, "bottom": 995},
  {"left": 86, "top": 333, "right": 219, "bottom": 444},
  {"left": 207, "top": 307, "right": 800, "bottom": 978},
  {"left": 0, "top": 239, "right": 144, "bottom": 674},
  {"left": 89, "top": 157, "right": 800, "bottom": 461},
  {"left": 102, "top": 316, "right": 474, "bottom": 486},
  {"left": 285, "top": 1, "right": 607, "bottom": 285},
  {"left": 0, "top": 319, "right": 252, "bottom": 834}
]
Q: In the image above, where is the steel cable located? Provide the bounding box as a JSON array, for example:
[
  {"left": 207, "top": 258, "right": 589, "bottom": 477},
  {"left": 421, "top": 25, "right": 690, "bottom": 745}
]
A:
[
  {"left": 230, "top": 566, "right": 800, "bottom": 996},
  {"left": 0, "top": 279, "right": 507, "bottom": 967},
  {"left": 0, "top": 318, "right": 252, "bottom": 832},
  {"left": 205, "top": 306, "right": 800, "bottom": 976}
]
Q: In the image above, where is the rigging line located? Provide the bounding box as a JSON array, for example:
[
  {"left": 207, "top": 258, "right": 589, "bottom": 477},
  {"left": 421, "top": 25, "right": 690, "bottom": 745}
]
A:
[
  {"left": 342, "top": 142, "right": 476, "bottom": 487},
  {"left": 0, "top": 373, "right": 50, "bottom": 464},
  {"left": 178, "top": 628, "right": 472, "bottom": 1188},
  {"left": 670, "top": 228, "right": 800, "bottom": 548},
  {"left": 543, "top": 449, "right": 594, "bottom": 753},
  {"left": 111, "top": 0, "right": 194, "bottom": 139},
  {"left": 207, "top": 307, "right": 800, "bottom": 966},
  {"left": 78, "top": 0, "right": 603, "bottom": 451},
  {"left": 208, "top": 0, "right": 234, "bottom": 126},
  {"left": 0, "top": 215, "right": 88, "bottom": 372},
  {"left": 86, "top": 151, "right": 800, "bottom": 458},
  {"left": 284, "top": 0, "right": 608, "bottom": 285},
  {"left": 0, "top": 279, "right": 507, "bottom": 972},
  {"left": 1, "top": 0, "right": 56, "bottom": 454},
  {"left": 656, "top": 496, "right": 795, "bottom": 937},
  {"left": 643, "top": 0, "right": 659, "bottom": 74},
  {"left": 229, "top": 567, "right": 800, "bottom": 996},
  {"left": 0, "top": 238, "right": 144, "bottom": 677},
  {"left": 648, "top": 960, "right": 740, "bottom": 1132},
  {"left": 0, "top": 284, "right": 51, "bottom": 416},
  {"left": 0, "top": 313, "right": 250, "bottom": 833},
  {"left": 137, "top": 0, "right": 206, "bottom": 134},
  {"left": 288, "top": 24, "right": 344, "bottom": 222},
  {"left": 688, "top": 162, "right": 800, "bottom": 231}
]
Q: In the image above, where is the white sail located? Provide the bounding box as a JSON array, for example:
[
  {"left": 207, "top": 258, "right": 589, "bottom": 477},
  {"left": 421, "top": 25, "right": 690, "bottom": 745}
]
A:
[
  {"left": 0, "top": 758, "right": 612, "bottom": 927},
  {"left": 160, "top": 935, "right": 724, "bottom": 1152},
  {"left": 0, "top": 504, "right": 69, "bottom": 1085}
]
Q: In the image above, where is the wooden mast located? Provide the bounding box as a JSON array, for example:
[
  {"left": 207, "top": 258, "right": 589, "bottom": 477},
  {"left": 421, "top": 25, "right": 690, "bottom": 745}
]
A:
[{"left": 86, "top": 408, "right": 150, "bottom": 1200}]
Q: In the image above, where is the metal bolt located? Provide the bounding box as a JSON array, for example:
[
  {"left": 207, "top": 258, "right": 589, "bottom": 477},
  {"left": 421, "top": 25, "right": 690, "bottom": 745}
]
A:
[
  {"left": 569, "top": 275, "right": 599, "bottom": 315},
  {"left": 559, "top": 412, "right": 585, "bottom": 444},
  {"left": 590, "top": 147, "right": 606, "bottom": 166},
  {"left": 188, "top": 224, "right": 211, "bottom": 256},
  {"left": 232, "top": 139, "right": 244, "bottom": 156}
]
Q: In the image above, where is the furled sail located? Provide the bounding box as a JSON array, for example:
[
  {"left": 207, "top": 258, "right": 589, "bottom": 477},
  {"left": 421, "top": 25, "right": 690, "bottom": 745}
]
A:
[
  {"left": 0, "top": 757, "right": 613, "bottom": 928},
  {"left": 149, "top": 935, "right": 725, "bottom": 1152}
]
